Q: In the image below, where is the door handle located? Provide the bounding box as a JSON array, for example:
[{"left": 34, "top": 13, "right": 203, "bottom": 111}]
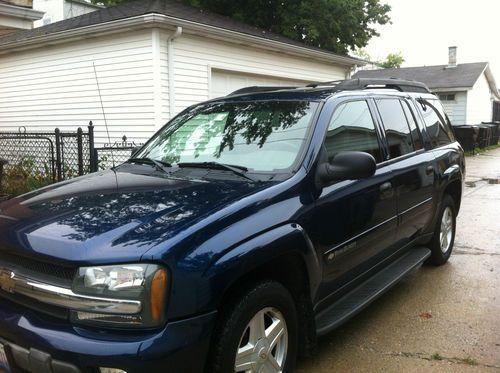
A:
[
  {"left": 426, "top": 165, "right": 434, "bottom": 175},
  {"left": 379, "top": 182, "right": 394, "bottom": 199}
]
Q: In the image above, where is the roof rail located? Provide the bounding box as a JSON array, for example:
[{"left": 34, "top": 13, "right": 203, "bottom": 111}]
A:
[
  {"left": 227, "top": 86, "right": 298, "bottom": 96},
  {"left": 336, "top": 78, "right": 431, "bottom": 93}
]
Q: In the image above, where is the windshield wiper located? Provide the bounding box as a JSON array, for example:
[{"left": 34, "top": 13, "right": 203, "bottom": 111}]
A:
[
  {"left": 177, "top": 161, "right": 254, "bottom": 181},
  {"left": 127, "top": 157, "right": 172, "bottom": 173}
]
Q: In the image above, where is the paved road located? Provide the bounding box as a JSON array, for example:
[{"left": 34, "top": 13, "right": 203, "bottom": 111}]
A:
[{"left": 296, "top": 148, "right": 500, "bottom": 373}]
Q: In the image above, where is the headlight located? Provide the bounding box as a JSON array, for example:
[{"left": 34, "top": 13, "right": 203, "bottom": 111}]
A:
[{"left": 71, "top": 263, "right": 168, "bottom": 328}]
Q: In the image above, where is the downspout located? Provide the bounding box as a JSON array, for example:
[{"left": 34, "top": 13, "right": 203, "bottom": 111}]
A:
[{"left": 167, "top": 26, "right": 183, "bottom": 119}]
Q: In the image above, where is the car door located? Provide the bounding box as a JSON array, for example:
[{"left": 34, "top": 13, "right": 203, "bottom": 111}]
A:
[
  {"left": 305, "top": 99, "right": 398, "bottom": 305},
  {"left": 374, "top": 97, "right": 436, "bottom": 247}
]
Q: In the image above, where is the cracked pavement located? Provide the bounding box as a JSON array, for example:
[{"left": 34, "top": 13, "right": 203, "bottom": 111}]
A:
[{"left": 296, "top": 148, "right": 500, "bottom": 372}]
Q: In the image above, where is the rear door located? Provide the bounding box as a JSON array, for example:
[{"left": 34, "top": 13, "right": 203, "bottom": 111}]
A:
[{"left": 374, "top": 97, "right": 436, "bottom": 246}]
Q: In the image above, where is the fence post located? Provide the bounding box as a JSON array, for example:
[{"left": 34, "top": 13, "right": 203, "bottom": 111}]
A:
[
  {"left": 55, "top": 128, "right": 63, "bottom": 181},
  {"left": 77, "top": 127, "right": 84, "bottom": 176},
  {"left": 88, "top": 121, "right": 97, "bottom": 172}
]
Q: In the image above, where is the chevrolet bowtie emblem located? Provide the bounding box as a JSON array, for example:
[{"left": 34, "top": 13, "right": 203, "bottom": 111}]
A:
[{"left": 0, "top": 269, "right": 15, "bottom": 293}]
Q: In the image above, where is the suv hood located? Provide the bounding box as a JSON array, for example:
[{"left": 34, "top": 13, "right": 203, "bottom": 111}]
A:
[{"left": 0, "top": 167, "right": 270, "bottom": 265}]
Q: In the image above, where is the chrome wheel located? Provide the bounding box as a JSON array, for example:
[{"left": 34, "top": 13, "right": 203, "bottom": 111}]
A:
[
  {"left": 234, "top": 307, "right": 288, "bottom": 373},
  {"left": 440, "top": 206, "right": 454, "bottom": 253}
]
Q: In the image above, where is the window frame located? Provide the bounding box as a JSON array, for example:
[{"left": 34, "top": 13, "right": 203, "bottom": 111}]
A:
[
  {"left": 373, "top": 97, "right": 422, "bottom": 162},
  {"left": 321, "top": 98, "right": 386, "bottom": 165}
]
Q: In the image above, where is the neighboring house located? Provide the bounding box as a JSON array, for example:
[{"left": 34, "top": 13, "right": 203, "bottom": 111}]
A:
[
  {"left": 33, "top": 0, "right": 103, "bottom": 28},
  {"left": 0, "top": 0, "right": 43, "bottom": 36},
  {"left": 353, "top": 47, "right": 500, "bottom": 125},
  {"left": 0, "top": 0, "right": 363, "bottom": 145}
]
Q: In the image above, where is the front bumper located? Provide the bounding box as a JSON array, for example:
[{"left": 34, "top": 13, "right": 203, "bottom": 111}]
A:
[{"left": 0, "top": 297, "right": 216, "bottom": 373}]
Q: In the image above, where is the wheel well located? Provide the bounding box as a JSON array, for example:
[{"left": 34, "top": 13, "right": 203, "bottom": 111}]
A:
[
  {"left": 215, "top": 252, "right": 317, "bottom": 357},
  {"left": 444, "top": 179, "right": 462, "bottom": 213}
]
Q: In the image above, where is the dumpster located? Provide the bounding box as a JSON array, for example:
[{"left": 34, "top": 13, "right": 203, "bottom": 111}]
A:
[
  {"left": 453, "top": 125, "right": 479, "bottom": 151},
  {"left": 480, "top": 122, "right": 500, "bottom": 145}
]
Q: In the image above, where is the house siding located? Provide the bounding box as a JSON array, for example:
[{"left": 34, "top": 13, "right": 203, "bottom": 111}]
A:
[
  {"left": 0, "top": 29, "right": 157, "bottom": 145},
  {"left": 171, "top": 33, "right": 347, "bottom": 114},
  {"left": 466, "top": 72, "right": 493, "bottom": 124},
  {"left": 440, "top": 91, "right": 467, "bottom": 125}
]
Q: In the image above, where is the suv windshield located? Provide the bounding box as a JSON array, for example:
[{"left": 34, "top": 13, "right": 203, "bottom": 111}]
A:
[{"left": 135, "top": 100, "right": 318, "bottom": 173}]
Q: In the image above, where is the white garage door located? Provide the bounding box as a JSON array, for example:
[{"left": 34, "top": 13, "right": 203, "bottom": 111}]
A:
[{"left": 210, "top": 70, "right": 313, "bottom": 99}]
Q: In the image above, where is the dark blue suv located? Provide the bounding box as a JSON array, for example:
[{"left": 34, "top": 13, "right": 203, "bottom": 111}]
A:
[{"left": 0, "top": 79, "right": 464, "bottom": 373}]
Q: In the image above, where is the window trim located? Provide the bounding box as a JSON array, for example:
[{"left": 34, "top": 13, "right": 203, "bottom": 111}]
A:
[
  {"left": 322, "top": 98, "right": 385, "bottom": 164},
  {"left": 373, "top": 97, "right": 418, "bottom": 161}
]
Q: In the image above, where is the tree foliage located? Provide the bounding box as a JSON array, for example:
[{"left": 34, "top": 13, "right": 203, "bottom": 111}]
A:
[
  {"left": 90, "top": 0, "right": 391, "bottom": 54},
  {"left": 380, "top": 52, "right": 405, "bottom": 68}
]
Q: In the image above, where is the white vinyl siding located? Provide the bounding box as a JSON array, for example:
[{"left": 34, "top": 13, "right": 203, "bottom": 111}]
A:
[
  {"left": 466, "top": 72, "right": 493, "bottom": 124},
  {"left": 439, "top": 91, "right": 467, "bottom": 125},
  {"left": 0, "top": 30, "right": 156, "bottom": 145},
  {"left": 172, "top": 33, "right": 347, "bottom": 114}
]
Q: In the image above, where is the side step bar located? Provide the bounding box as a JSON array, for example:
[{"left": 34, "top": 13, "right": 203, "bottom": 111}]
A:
[{"left": 315, "top": 247, "right": 431, "bottom": 336}]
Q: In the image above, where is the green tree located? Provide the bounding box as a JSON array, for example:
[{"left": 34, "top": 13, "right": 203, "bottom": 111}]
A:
[
  {"left": 380, "top": 52, "right": 405, "bottom": 68},
  {"left": 90, "top": 0, "right": 391, "bottom": 55}
]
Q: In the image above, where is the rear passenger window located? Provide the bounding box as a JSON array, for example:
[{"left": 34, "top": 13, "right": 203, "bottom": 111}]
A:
[
  {"left": 326, "top": 100, "right": 382, "bottom": 163},
  {"left": 376, "top": 99, "right": 416, "bottom": 158},
  {"left": 417, "top": 98, "right": 455, "bottom": 147},
  {"left": 401, "top": 100, "right": 423, "bottom": 150}
]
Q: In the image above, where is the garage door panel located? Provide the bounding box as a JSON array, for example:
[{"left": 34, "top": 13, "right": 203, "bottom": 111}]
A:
[{"left": 210, "top": 70, "right": 312, "bottom": 98}]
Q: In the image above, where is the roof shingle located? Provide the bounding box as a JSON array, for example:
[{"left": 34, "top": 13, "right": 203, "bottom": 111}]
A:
[
  {"left": 353, "top": 62, "right": 488, "bottom": 90},
  {"left": 0, "top": 0, "right": 358, "bottom": 63}
]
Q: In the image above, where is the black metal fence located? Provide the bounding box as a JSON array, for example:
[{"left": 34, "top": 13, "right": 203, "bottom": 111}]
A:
[
  {"left": 0, "top": 123, "right": 96, "bottom": 183},
  {"left": 0, "top": 122, "right": 141, "bottom": 196}
]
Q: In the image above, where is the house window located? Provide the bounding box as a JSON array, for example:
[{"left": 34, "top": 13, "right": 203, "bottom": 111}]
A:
[{"left": 438, "top": 94, "right": 456, "bottom": 101}]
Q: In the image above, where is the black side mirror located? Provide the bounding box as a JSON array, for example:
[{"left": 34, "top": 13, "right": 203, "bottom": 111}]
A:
[{"left": 317, "top": 151, "right": 376, "bottom": 184}]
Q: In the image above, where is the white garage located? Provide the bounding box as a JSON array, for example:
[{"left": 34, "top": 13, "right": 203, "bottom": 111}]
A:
[
  {"left": 0, "top": 0, "right": 363, "bottom": 145},
  {"left": 210, "top": 70, "right": 313, "bottom": 99}
]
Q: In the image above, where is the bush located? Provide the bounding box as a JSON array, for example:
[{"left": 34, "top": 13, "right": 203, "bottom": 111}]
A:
[{"left": 1, "top": 158, "right": 53, "bottom": 198}]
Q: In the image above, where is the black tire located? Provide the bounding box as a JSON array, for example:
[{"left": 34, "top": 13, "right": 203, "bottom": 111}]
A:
[
  {"left": 206, "top": 281, "right": 298, "bottom": 373},
  {"left": 426, "top": 194, "right": 456, "bottom": 266}
]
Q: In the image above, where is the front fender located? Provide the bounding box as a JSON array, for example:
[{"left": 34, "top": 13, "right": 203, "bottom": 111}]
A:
[{"left": 203, "top": 223, "right": 321, "bottom": 311}]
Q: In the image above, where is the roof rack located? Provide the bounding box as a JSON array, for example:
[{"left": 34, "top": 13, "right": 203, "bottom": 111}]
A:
[
  {"left": 226, "top": 77, "right": 431, "bottom": 97},
  {"left": 228, "top": 86, "right": 298, "bottom": 96},
  {"left": 335, "top": 78, "right": 431, "bottom": 93}
]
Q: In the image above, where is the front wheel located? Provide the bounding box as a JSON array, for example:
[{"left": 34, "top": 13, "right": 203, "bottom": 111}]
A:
[
  {"left": 426, "top": 194, "right": 456, "bottom": 265},
  {"left": 207, "top": 281, "right": 298, "bottom": 373}
]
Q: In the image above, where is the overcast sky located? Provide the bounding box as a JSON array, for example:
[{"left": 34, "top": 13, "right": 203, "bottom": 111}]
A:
[{"left": 365, "top": 0, "right": 500, "bottom": 79}]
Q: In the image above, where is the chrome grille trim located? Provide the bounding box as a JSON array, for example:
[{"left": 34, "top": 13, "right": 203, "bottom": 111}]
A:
[{"left": 0, "top": 268, "right": 141, "bottom": 315}]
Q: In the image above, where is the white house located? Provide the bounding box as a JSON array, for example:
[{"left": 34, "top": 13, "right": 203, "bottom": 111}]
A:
[
  {"left": 33, "top": 0, "right": 103, "bottom": 28},
  {"left": 353, "top": 47, "right": 500, "bottom": 126},
  {"left": 0, "top": 0, "right": 43, "bottom": 36},
  {"left": 0, "top": 0, "right": 363, "bottom": 145}
]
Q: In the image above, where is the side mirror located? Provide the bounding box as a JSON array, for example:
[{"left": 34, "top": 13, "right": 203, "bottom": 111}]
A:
[{"left": 317, "top": 151, "right": 376, "bottom": 184}]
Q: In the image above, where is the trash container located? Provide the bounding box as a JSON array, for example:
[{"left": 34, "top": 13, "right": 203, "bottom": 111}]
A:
[
  {"left": 480, "top": 121, "right": 500, "bottom": 145},
  {"left": 453, "top": 125, "right": 478, "bottom": 151}
]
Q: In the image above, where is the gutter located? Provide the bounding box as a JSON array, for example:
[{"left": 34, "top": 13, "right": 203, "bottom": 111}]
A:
[
  {"left": 167, "top": 26, "right": 183, "bottom": 118},
  {"left": 0, "top": 2, "right": 44, "bottom": 21},
  {"left": 0, "top": 13, "right": 363, "bottom": 67}
]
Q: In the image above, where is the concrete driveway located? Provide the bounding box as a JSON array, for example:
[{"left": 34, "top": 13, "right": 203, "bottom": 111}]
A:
[{"left": 297, "top": 148, "right": 500, "bottom": 372}]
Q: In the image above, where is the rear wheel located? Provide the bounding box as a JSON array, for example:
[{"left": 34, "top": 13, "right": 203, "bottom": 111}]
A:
[
  {"left": 426, "top": 195, "right": 456, "bottom": 265},
  {"left": 207, "top": 281, "right": 298, "bottom": 373}
]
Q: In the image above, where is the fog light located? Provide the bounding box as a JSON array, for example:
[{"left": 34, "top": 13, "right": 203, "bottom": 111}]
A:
[{"left": 99, "top": 368, "right": 127, "bottom": 373}]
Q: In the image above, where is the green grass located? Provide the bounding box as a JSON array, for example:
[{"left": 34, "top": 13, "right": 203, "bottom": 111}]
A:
[
  {"left": 464, "top": 143, "right": 500, "bottom": 157},
  {"left": 431, "top": 352, "right": 443, "bottom": 361}
]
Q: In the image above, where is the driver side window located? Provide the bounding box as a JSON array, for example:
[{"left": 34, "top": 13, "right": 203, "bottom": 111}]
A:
[{"left": 325, "top": 100, "right": 383, "bottom": 163}]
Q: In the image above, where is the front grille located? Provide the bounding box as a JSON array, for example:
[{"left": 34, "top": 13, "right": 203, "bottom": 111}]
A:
[
  {"left": 0, "top": 250, "right": 75, "bottom": 286},
  {"left": 0, "top": 289, "right": 68, "bottom": 320}
]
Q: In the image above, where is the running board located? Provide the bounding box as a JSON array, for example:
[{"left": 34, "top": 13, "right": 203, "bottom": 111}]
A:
[{"left": 315, "top": 247, "right": 431, "bottom": 336}]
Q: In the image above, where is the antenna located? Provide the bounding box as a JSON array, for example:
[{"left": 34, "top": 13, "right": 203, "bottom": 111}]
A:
[{"left": 92, "top": 62, "right": 115, "bottom": 167}]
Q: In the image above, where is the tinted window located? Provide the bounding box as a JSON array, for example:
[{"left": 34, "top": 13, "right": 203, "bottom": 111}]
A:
[
  {"left": 417, "top": 98, "right": 455, "bottom": 147},
  {"left": 137, "top": 101, "right": 318, "bottom": 172},
  {"left": 401, "top": 100, "right": 423, "bottom": 150},
  {"left": 325, "top": 100, "right": 382, "bottom": 163},
  {"left": 376, "top": 99, "right": 415, "bottom": 158}
]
